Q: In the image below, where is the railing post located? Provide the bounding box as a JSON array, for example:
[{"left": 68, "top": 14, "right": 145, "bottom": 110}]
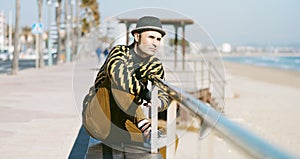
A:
[
  {"left": 142, "top": 82, "right": 159, "bottom": 153},
  {"left": 151, "top": 85, "right": 159, "bottom": 153},
  {"left": 166, "top": 101, "right": 177, "bottom": 159}
]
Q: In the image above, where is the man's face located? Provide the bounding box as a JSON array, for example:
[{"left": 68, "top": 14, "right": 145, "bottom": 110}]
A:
[{"left": 134, "top": 30, "right": 162, "bottom": 58}]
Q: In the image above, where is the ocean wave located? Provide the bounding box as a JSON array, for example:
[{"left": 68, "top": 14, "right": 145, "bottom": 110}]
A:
[
  {"left": 224, "top": 56, "right": 300, "bottom": 72},
  {"left": 294, "top": 59, "right": 300, "bottom": 64}
]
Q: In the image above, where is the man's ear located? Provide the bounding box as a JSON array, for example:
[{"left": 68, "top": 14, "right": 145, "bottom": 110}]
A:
[{"left": 133, "top": 33, "right": 140, "bottom": 42}]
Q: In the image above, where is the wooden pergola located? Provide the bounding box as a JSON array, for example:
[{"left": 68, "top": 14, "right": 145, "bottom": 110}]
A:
[{"left": 118, "top": 18, "right": 194, "bottom": 69}]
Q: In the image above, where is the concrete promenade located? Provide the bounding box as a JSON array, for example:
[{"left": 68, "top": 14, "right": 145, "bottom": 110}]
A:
[{"left": 0, "top": 63, "right": 81, "bottom": 158}]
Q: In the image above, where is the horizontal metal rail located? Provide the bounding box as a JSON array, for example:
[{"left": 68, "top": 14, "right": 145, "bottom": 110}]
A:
[{"left": 150, "top": 75, "right": 296, "bottom": 159}]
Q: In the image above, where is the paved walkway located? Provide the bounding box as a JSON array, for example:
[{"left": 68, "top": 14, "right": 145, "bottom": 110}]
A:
[{"left": 0, "top": 63, "right": 81, "bottom": 158}]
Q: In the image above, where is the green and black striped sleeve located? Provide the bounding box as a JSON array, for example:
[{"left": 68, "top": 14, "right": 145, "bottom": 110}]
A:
[
  {"left": 142, "top": 57, "right": 169, "bottom": 111},
  {"left": 154, "top": 62, "right": 169, "bottom": 112},
  {"left": 105, "top": 45, "right": 148, "bottom": 97}
]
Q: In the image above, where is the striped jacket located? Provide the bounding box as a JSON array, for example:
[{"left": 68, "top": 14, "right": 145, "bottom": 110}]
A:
[{"left": 94, "top": 45, "right": 169, "bottom": 111}]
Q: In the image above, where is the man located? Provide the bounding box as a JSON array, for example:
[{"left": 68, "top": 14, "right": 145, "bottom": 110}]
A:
[{"left": 82, "top": 16, "right": 169, "bottom": 147}]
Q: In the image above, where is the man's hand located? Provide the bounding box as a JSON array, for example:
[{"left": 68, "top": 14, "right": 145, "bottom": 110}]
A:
[
  {"left": 140, "top": 88, "right": 151, "bottom": 103},
  {"left": 142, "top": 100, "right": 152, "bottom": 107}
]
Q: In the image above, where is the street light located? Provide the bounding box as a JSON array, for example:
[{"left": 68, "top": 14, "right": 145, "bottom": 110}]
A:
[
  {"left": 76, "top": 0, "right": 81, "bottom": 56},
  {"left": 65, "top": 0, "right": 71, "bottom": 62},
  {"left": 47, "top": 0, "right": 53, "bottom": 66},
  {"left": 70, "top": 0, "right": 75, "bottom": 60}
]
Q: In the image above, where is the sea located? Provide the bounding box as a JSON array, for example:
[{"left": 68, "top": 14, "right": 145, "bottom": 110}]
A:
[{"left": 223, "top": 55, "right": 300, "bottom": 72}]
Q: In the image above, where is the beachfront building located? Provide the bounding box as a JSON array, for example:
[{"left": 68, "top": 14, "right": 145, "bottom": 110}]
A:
[
  {"left": 221, "top": 43, "right": 232, "bottom": 53},
  {"left": 0, "top": 10, "right": 6, "bottom": 51}
]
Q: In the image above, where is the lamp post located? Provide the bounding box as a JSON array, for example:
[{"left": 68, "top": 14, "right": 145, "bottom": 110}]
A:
[
  {"left": 65, "top": 0, "right": 71, "bottom": 62},
  {"left": 70, "top": 0, "right": 75, "bottom": 61},
  {"left": 76, "top": 0, "right": 81, "bottom": 55},
  {"left": 47, "top": 0, "right": 53, "bottom": 66},
  {"left": 8, "top": 10, "right": 12, "bottom": 55}
]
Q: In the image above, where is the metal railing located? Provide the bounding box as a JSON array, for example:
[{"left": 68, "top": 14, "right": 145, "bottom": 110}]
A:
[
  {"left": 161, "top": 58, "right": 225, "bottom": 111},
  {"left": 161, "top": 59, "right": 211, "bottom": 92},
  {"left": 150, "top": 75, "right": 296, "bottom": 159}
]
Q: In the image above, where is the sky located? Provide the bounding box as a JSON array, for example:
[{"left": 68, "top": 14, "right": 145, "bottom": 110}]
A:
[{"left": 0, "top": 0, "right": 300, "bottom": 47}]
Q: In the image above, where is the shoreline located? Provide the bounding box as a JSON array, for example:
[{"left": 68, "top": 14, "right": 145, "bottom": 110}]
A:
[{"left": 221, "top": 52, "right": 300, "bottom": 57}]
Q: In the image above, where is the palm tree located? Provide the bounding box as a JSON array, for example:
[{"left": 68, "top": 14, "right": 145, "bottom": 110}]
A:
[
  {"left": 20, "top": 27, "right": 34, "bottom": 51},
  {"left": 37, "top": 0, "right": 44, "bottom": 68},
  {"left": 89, "top": 1, "right": 100, "bottom": 26},
  {"left": 11, "top": 0, "right": 20, "bottom": 75},
  {"left": 80, "top": 0, "right": 100, "bottom": 34}
]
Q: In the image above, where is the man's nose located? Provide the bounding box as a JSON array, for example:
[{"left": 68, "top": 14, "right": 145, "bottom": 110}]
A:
[{"left": 153, "top": 39, "right": 160, "bottom": 47}]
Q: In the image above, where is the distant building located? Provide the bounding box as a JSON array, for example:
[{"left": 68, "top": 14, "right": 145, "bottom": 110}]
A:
[
  {"left": 0, "top": 11, "right": 6, "bottom": 51},
  {"left": 221, "top": 43, "right": 231, "bottom": 53}
]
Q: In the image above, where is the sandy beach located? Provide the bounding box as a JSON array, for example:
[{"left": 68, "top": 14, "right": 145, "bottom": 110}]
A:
[
  {"left": 223, "top": 61, "right": 300, "bottom": 157},
  {"left": 174, "top": 60, "right": 300, "bottom": 158}
]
